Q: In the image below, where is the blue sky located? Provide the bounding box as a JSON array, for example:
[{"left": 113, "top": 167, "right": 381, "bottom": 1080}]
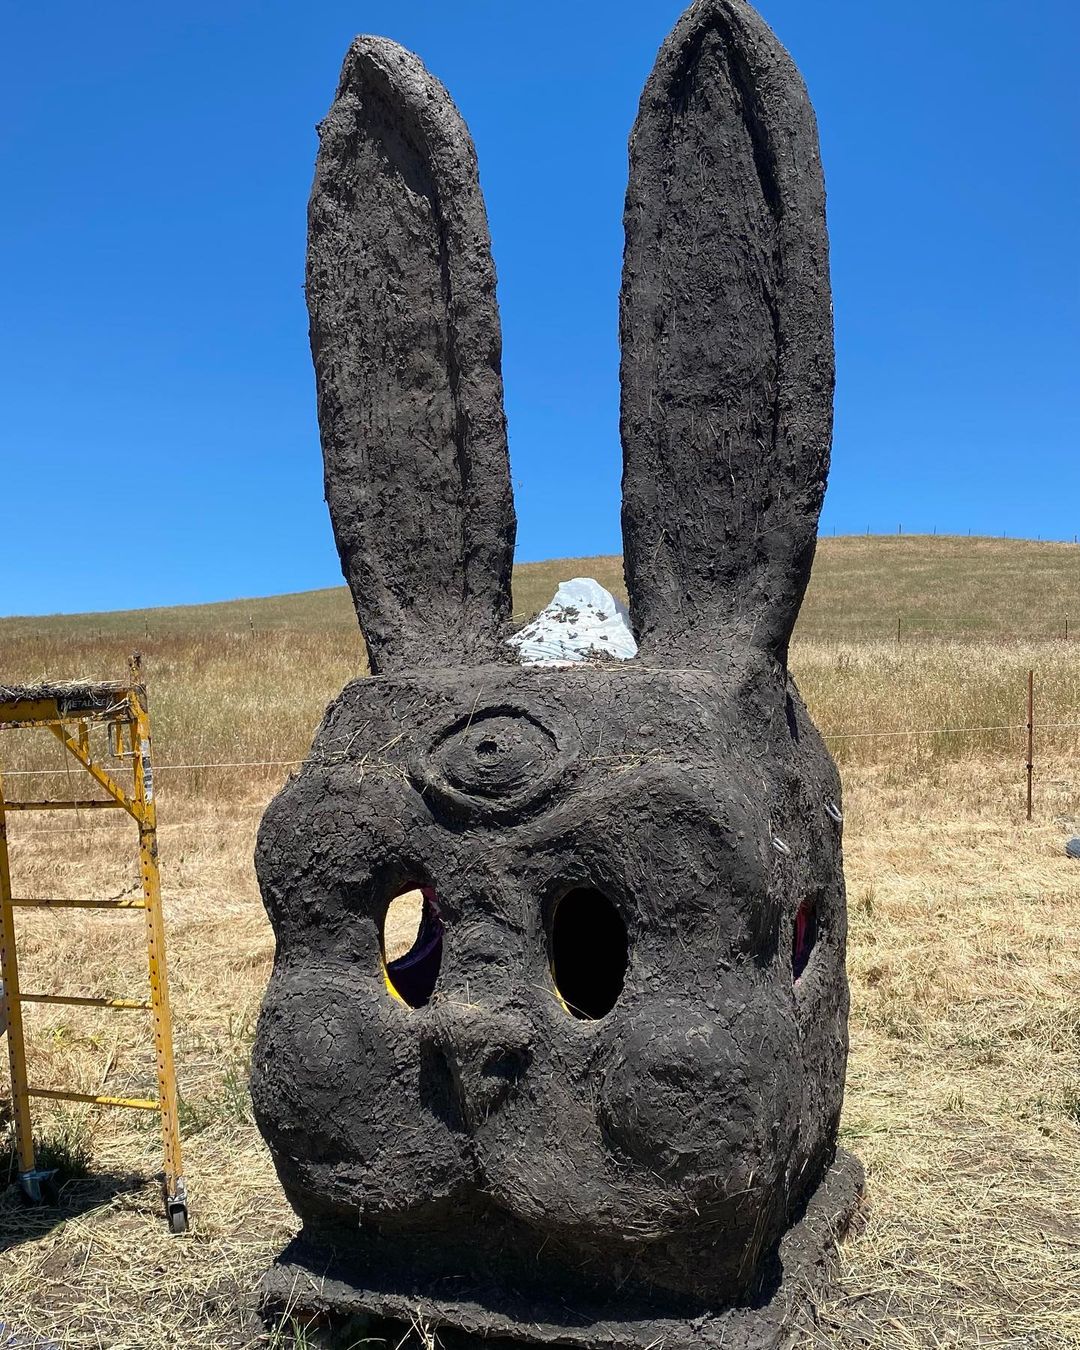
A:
[{"left": 2, "top": 1, "right": 1077, "bottom": 617}]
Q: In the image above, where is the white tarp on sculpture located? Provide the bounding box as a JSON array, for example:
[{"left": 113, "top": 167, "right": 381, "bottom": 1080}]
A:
[{"left": 508, "top": 577, "right": 638, "bottom": 666}]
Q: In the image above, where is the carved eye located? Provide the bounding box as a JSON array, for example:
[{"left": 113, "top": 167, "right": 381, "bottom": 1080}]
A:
[
  {"left": 439, "top": 712, "right": 555, "bottom": 799},
  {"left": 411, "top": 705, "right": 576, "bottom": 822}
]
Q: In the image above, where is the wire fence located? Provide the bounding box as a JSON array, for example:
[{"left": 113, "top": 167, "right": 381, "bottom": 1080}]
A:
[
  {"left": 2, "top": 663, "right": 1077, "bottom": 838},
  {"left": 3, "top": 723, "right": 1080, "bottom": 777},
  {"left": 3, "top": 728, "right": 1077, "bottom": 841},
  {"left": 0, "top": 759, "right": 306, "bottom": 778}
]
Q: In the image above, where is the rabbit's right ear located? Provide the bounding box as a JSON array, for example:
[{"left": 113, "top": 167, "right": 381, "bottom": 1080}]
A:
[
  {"left": 620, "top": 0, "right": 833, "bottom": 666},
  {"left": 307, "top": 38, "right": 516, "bottom": 675}
]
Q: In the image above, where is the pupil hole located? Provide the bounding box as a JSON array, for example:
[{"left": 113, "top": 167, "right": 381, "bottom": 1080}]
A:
[
  {"left": 476, "top": 738, "right": 499, "bottom": 757},
  {"left": 383, "top": 886, "right": 444, "bottom": 1008},
  {"left": 549, "top": 888, "right": 628, "bottom": 1020}
]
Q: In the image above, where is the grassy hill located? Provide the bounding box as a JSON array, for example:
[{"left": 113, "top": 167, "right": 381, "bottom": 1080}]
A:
[
  {"left": 798, "top": 535, "right": 1079, "bottom": 641},
  {"left": 2, "top": 536, "right": 1078, "bottom": 643},
  {"left": 2, "top": 537, "right": 1078, "bottom": 1350}
]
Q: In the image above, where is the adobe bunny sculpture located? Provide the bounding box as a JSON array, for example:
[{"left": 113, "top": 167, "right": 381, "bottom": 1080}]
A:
[{"left": 253, "top": 2, "right": 862, "bottom": 1347}]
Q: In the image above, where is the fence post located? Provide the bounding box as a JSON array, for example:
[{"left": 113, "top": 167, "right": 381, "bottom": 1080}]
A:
[{"left": 1026, "top": 669, "right": 1034, "bottom": 822}]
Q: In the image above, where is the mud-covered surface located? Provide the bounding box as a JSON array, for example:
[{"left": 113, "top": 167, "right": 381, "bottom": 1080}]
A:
[
  {"left": 307, "top": 37, "right": 516, "bottom": 675},
  {"left": 253, "top": 660, "right": 853, "bottom": 1326},
  {"left": 261, "top": 1151, "right": 864, "bottom": 1350},
  {"left": 258, "top": 0, "right": 858, "bottom": 1343},
  {"left": 620, "top": 0, "right": 834, "bottom": 665}
]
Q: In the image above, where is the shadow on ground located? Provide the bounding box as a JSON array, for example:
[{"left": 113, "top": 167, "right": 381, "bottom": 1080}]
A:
[
  {"left": 264, "top": 1314, "right": 525, "bottom": 1350},
  {"left": 0, "top": 1170, "right": 145, "bottom": 1256}
]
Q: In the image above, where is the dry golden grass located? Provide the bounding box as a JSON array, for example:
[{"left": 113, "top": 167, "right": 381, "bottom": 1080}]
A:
[
  {"left": 819, "top": 758, "right": 1080, "bottom": 1347},
  {"left": 2, "top": 540, "right": 1078, "bottom": 784},
  {"left": 796, "top": 638, "right": 1080, "bottom": 769},
  {"left": 0, "top": 541, "right": 1078, "bottom": 1347},
  {"left": 5, "top": 535, "right": 1077, "bottom": 645}
]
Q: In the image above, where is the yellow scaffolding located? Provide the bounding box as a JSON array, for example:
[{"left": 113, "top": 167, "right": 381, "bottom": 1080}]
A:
[{"left": 0, "top": 674, "right": 188, "bottom": 1232}]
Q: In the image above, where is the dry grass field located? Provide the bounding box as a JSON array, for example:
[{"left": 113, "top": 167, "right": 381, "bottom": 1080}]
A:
[{"left": 0, "top": 536, "right": 1077, "bottom": 1348}]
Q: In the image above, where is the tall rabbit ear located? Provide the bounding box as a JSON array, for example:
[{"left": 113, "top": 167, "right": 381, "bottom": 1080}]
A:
[
  {"left": 307, "top": 37, "right": 516, "bottom": 674},
  {"left": 620, "top": 0, "right": 833, "bottom": 666}
]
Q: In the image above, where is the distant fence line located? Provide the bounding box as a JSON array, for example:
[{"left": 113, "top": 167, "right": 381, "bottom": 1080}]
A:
[
  {"left": 10, "top": 614, "right": 1075, "bottom": 645},
  {"left": 797, "top": 621, "right": 1077, "bottom": 644},
  {"left": 2, "top": 670, "right": 1075, "bottom": 832},
  {"left": 5, "top": 723, "right": 1080, "bottom": 777},
  {"left": 2, "top": 757, "right": 307, "bottom": 778}
]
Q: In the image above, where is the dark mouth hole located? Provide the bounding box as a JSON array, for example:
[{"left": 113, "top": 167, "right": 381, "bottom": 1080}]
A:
[
  {"left": 549, "top": 887, "right": 629, "bottom": 1020},
  {"left": 792, "top": 897, "right": 818, "bottom": 982},
  {"left": 383, "top": 885, "right": 444, "bottom": 1009}
]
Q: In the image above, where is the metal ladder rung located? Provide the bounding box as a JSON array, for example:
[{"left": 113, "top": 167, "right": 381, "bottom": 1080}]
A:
[
  {"left": 28, "top": 1087, "right": 159, "bottom": 1111},
  {"left": 3, "top": 799, "right": 125, "bottom": 812},
  {"left": 19, "top": 993, "right": 151, "bottom": 1010},
  {"left": 8, "top": 896, "right": 148, "bottom": 910}
]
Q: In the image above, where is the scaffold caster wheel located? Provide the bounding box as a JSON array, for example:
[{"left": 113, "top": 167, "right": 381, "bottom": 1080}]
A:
[
  {"left": 19, "top": 1169, "right": 58, "bottom": 1206},
  {"left": 167, "top": 1200, "right": 189, "bottom": 1234}
]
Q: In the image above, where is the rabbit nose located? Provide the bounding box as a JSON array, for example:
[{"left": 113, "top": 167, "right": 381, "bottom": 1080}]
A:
[{"left": 427, "top": 1005, "right": 532, "bottom": 1125}]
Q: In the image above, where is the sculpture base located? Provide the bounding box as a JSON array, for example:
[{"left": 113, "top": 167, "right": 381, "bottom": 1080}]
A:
[{"left": 260, "top": 1150, "right": 863, "bottom": 1350}]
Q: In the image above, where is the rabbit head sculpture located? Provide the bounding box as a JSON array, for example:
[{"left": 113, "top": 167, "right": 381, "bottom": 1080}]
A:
[{"left": 253, "top": 2, "right": 861, "bottom": 1345}]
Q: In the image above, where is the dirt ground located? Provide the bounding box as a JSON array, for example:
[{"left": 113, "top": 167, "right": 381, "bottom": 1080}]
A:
[{"left": 0, "top": 756, "right": 1077, "bottom": 1349}]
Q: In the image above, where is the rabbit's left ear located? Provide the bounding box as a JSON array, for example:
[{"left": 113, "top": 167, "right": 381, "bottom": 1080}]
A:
[
  {"left": 307, "top": 37, "right": 516, "bottom": 675},
  {"left": 620, "top": 0, "right": 833, "bottom": 666}
]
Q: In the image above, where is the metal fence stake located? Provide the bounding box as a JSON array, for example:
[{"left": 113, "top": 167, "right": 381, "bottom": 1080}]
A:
[{"left": 1026, "top": 669, "right": 1034, "bottom": 822}]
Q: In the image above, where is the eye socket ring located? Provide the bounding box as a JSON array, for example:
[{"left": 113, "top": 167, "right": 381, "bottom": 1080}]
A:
[{"left": 410, "top": 703, "right": 578, "bottom": 823}]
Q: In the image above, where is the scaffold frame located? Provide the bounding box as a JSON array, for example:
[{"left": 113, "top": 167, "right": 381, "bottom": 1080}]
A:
[{"left": 0, "top": 673, "right": 188, "bottom": 1232}]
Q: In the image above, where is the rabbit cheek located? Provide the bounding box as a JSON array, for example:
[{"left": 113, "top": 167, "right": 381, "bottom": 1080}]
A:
[
  {"left": 251, "top": 962, "right": 470, "bottom": 1224},
  {"left": 597, "top": 998, "right": 800, "bottom": 1211}
]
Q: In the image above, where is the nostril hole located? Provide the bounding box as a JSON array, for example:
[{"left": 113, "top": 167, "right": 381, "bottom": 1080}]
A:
[
  {"left": 382, "top": 885, "right": 445, "bottom": 1008},
  {"left": 549, "top": 887, "right": 629, "bottom": 1020},
  {"left": 482, "top": 1046, "right": 530, "bottom": 1082},
  {"left": 792, "top": 897, "right": 818, "bottom": 982}
]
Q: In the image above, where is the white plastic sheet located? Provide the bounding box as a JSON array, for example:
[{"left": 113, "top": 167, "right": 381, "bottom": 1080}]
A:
[{"left": 508, "top": 577, "right": 638, "bottom": 666}]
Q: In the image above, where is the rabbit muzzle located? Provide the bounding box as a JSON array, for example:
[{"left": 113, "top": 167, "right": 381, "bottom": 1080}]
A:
[{"left": 423, "top": 1000, "right": 533, "bottom": 1128}]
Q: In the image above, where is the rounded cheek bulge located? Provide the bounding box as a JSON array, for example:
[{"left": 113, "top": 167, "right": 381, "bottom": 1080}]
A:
[
  {"left": 597, "top": 998, "right": 801, "bottom": 1193},
  {"left": 253, "top": 965, "right": 470, "bottom": 1213}
]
